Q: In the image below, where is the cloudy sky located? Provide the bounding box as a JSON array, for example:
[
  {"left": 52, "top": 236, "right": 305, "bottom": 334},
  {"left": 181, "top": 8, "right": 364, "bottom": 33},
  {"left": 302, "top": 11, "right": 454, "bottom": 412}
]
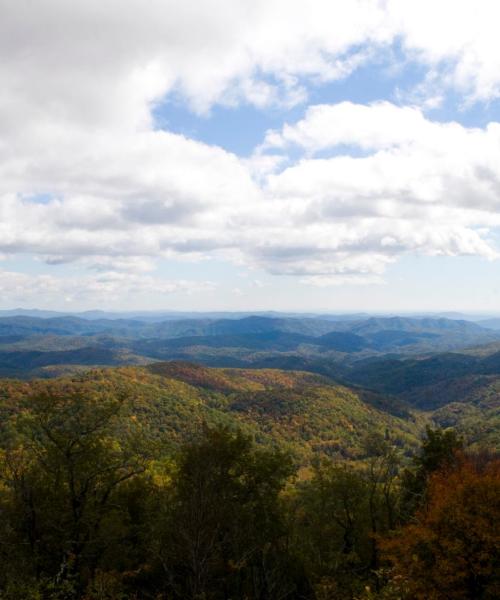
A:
[{"left": 2, "top": 0, "right": 500, "bottom": 312}]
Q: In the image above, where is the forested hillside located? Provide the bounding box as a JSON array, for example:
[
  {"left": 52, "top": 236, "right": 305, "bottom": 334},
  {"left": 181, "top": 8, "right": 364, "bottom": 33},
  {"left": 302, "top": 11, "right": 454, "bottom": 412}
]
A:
[
  {"left": 0, "top": 320, "right": 498, "bottom": 598},
  {"left": 0, "top": 363, "right": 423, "bottom": 464},
  {"left": 0, "top": 368, "right": 497, "bottom": 598}
]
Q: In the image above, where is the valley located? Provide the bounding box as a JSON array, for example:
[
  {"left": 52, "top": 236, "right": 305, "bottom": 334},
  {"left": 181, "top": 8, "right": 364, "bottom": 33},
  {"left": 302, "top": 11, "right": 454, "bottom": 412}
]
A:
[{"left": 0, "top": 312, "right": 498, "bottom": 454}]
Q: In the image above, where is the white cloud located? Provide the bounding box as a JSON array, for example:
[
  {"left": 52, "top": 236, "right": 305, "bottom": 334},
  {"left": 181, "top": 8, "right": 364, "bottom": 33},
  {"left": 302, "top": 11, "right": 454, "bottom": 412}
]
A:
[
  {"left": 0, "top": 0, "right": 390, "bottom": 132},
  {"left": 0, "top": 268, "right": 214, "bottom": 309},
  {"left": 2, "top": 1, "right": 500, "bottom": 303},
  {"left": 263, "top": 102, "right": 436, "bottom": 152},
  {"left": 2, "top": 0, "right": 499, "bottom": 131},
  {"left": 257, "top": 101, "right": 500, "bottom": 274},
  {"left": 388, "top": 0, "right": 500, "bottom": 103},
  {"left": 2, "top": 101, "right": 500, "bottom": 290}
]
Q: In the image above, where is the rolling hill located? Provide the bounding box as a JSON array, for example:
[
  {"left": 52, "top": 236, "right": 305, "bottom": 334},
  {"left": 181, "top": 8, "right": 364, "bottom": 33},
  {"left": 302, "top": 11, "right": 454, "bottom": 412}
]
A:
[
  {"left": 343, "top": 350, "right": 500, "bottom": 407},
  {"left": 0, "top": 359, "right": 497, "bottom": 463},
  {"left": 0, "top": 362, "right": 425, "bottom": 463},
  {"left": 1, "top": 314, "right": 499, "bottom": 381},
  {"left": 0, "top": 315, "right": 497, "bottom": 453}
]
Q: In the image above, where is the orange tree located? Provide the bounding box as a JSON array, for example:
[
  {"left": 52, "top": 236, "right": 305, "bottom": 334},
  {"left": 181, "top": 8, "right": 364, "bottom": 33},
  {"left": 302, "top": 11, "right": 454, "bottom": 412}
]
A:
[{"left": 380, "top": 453, "right": 500, "bottom": 599}]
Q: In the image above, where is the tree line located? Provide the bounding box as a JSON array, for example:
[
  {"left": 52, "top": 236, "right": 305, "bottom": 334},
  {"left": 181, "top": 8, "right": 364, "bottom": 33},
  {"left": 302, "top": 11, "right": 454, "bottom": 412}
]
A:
[{"left": 0, "top": 389, "right": 498, "bottom": 599}]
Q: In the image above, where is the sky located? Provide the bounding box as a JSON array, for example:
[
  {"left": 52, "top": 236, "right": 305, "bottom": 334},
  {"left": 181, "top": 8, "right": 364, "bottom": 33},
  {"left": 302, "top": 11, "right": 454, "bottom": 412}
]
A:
[{"left": 2, "top": 0, "right": 500, "bottom": 313}]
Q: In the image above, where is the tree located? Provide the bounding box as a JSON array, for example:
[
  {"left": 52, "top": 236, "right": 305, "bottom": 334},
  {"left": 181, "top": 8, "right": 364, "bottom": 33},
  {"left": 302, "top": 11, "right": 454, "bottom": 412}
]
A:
[
  {"left": 400, "top": 426, "right": 462, "bottom": 519},
  {"left": 152, "top": 425, "right": 297, "bottom": 600},
  {"left": 362, "top": 433, "right": 402, "bottom": 574},
  {"left": 290, "top": 434, "right": 403, "bottom": 598},
  {"left": 291, "top": 460, "right": 371, "bottom": 599},
  {"left": 0, "top": 386, "right": 153, "bottom": 598},
  {"left": 380, "top": 454, "right": 500, "bottom": 599}
]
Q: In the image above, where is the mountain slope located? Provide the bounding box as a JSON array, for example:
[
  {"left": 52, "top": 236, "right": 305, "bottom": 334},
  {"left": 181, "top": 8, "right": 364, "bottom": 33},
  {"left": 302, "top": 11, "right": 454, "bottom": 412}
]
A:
[
  {"left": 344, "top": 351, "right": 500, "bottom": 407},
  {"left": 0, "top": 363, "right": 425, "bottom": 463}
]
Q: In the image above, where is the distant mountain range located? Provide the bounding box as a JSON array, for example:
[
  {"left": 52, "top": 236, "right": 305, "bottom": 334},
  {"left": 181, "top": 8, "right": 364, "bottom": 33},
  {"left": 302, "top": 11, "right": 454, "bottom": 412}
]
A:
[
  {"left": 0, "top": 312, "right": 498, "bottom": 451},
  {"left": 0, "top": 313, "right": 499, "bottom": 380},
  {"left": 0, "top": 308, "right": 372, "bottom": 322},
  {"left": 2, "top": 308, "right": 499, "bottom": 322},
  {"left": 0, "top": 313, "right": 495, "bottom": 338}
]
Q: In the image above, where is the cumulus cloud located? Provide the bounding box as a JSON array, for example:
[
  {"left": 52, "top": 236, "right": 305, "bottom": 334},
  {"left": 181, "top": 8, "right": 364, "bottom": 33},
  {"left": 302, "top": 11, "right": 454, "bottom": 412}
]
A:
[
  {"left": 258, "top": 101, "right": 500, "bottom": 277},
  {"left": 1, "top": 0, "right": 500, "bottom": 301},
  {"left": 0, "top": 268, "right": 214, "bottom": 308},
  {"left": 388, "top": 0, "right": 500, "bottom": 103},
  {"left": 3, "top": 101, "right": 500, "bottom": 288},
  {"left": 2, "top": 0, "right": 499, "bottom": 128},
  {"left": 0, "top": 0, "right": 390, "bottom": 132}
]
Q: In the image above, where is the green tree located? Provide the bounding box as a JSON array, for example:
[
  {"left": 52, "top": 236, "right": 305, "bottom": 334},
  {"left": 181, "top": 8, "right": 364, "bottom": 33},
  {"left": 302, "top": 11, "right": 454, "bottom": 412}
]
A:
[
  {"left": 362, "top": 433, "right": 402, "bottom": 579},
  {"left": 0, "top": 387, "right": 153, "bottom": 598},
  {"left": 152, "top": 425, "right": 297, "bottom": 600},
  {"left": 290, "top": 434, "right": 402, "bottom": 599},
  {"left": 292, "top": 461, "right": 370, "bottom": 598},
  {"left": 400, "top": 426, "right": 462, "bottom": 519}
]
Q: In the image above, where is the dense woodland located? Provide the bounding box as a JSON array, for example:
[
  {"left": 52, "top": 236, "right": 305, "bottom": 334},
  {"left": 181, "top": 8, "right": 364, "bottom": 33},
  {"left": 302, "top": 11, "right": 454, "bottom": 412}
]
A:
[
  {"left": 0, "top": 315, "right": 499, "bottom": 455},
  {"left": 0, "top": 363, "right": 498, "bottom": 599}
]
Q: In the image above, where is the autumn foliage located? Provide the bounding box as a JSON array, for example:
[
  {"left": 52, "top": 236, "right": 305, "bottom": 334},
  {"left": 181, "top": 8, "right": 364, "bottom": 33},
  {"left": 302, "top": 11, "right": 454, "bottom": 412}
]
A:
[
  {"left": 381, "top": 453, "right": 500, "bottom": 599},
  {"left": 0, "top": 370, "right": 497, "bottom": 598}
]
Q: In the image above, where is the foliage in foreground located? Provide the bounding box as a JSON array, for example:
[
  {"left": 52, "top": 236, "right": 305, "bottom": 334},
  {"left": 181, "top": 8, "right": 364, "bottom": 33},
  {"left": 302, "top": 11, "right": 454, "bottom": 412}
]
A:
[
  {"left": 380, "top": 453, "right": 500, "bottom": 599},
  {"left": 0, "top": 383, "right": 497, "bottom": 599}
]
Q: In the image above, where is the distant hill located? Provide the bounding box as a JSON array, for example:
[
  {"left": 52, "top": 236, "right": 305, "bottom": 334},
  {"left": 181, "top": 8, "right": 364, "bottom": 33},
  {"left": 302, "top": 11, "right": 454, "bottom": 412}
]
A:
[
  {"left": 0, "top": 347, "right": 151, "bottom": 378},
  {"left": 316, "top": 331, "right": 367, "bottom": 352},
  {"left": 477, "top": 318, "right": 500, "bottom": 330},
  {"left": 0, "top": 314, "right": 499, "bottom": 379},
  {"left": 0, "top": 315, "right": 146, "bottom": 337},
  {"left": 343, "top": 350, "right": 500, "bottom": 409}
]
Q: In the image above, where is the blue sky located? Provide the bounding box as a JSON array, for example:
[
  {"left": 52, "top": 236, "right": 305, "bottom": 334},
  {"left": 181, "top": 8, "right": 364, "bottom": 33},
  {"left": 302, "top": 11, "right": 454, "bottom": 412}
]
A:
[
  {"left": 2, "top": 1, "right": 500, "bottom": 312},
  {"left": 152, "top": 52, "right": 411, "bottom": 156}
]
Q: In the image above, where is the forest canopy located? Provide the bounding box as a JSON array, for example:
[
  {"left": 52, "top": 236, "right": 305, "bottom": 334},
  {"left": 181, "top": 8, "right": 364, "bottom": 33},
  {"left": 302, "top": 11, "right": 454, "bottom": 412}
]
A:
[{"left": 0, "top": 372, "right": 497, "bottom": 599}]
